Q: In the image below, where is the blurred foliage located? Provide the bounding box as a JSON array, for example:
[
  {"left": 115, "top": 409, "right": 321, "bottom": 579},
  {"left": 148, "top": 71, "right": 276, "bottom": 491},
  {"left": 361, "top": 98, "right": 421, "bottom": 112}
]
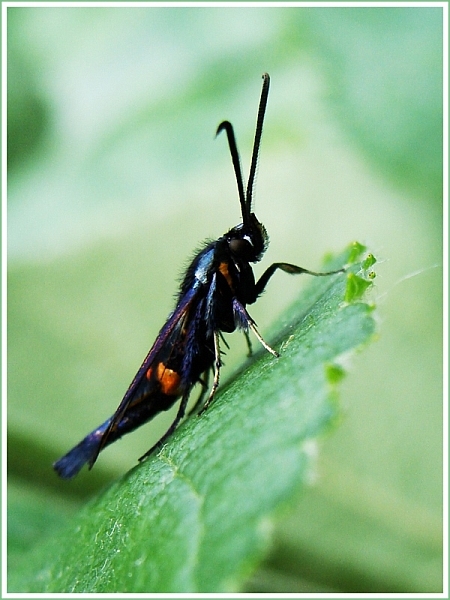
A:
[
  {"left": 7, "top": 5, "right": 443, "bottom": 594},
  {"left": 309, "top": 7, "right": 443, "bottom": 203}
]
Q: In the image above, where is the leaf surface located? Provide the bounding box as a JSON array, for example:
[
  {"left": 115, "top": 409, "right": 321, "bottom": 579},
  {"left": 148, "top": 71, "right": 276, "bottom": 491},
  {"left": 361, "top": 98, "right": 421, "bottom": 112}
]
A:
[{"left": 8, "top": 244, "right": 376, "bottom": 593}]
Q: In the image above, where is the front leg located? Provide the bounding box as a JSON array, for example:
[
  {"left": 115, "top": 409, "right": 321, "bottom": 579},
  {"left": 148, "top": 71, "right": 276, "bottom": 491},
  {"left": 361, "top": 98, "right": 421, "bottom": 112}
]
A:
[{"left": 255, "top": 262, "right": 344, "bottom": 297}]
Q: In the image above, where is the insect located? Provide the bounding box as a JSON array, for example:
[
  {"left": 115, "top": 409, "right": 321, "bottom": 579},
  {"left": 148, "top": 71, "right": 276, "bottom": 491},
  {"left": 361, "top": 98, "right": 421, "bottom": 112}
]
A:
[{"left": 54, "top": 73, "right": 344, "bottom": 479}]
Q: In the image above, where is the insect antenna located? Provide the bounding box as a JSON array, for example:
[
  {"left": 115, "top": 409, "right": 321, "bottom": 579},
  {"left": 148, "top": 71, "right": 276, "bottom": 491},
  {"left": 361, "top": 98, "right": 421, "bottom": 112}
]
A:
[
  {"left": 216, "top": 73, "right": 270, "bottom": 227},
  {"left": 246, "top": 72, "right": 270, "bottom": 213},
  {"left": 216, "top": 120, "right": 248, "bottom": 225}
]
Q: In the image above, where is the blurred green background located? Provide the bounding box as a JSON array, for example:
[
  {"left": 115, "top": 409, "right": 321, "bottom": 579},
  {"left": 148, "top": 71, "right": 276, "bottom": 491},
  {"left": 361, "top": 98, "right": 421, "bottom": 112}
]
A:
[{"left": 7, "top": 5, "right": 443, "bottom": 593}]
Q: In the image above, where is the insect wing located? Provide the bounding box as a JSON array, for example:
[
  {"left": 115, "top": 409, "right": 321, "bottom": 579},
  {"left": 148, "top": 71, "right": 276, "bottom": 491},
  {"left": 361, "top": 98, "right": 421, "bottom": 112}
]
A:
[
  {"left": 92, "top": 284, "right": 201, "bottom": 460},
  {"left": 53, "top": 283, "right": 202, "bottom": 480}
]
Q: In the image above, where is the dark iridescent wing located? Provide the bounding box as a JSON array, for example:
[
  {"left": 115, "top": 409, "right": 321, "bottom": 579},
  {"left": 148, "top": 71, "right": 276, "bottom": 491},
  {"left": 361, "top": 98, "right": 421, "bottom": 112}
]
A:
[
  {"left": 98, "top": 284, "right": 200, "bottom": 443},
  {"left": 53, "top": 283, "right": 202, "bottom": 479}
]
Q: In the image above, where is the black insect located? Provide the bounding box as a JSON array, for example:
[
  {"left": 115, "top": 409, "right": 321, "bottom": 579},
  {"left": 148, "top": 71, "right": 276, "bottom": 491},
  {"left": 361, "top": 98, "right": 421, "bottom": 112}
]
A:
[{"left": 54, "top": 73, "right": 344, "bottom": 479}]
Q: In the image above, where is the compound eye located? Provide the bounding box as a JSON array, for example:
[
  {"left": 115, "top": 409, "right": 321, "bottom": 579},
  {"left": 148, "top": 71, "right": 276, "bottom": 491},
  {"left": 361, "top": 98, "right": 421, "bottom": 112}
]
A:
[{"left": 229, "top": 237, "right": 254, "bottom": 259}]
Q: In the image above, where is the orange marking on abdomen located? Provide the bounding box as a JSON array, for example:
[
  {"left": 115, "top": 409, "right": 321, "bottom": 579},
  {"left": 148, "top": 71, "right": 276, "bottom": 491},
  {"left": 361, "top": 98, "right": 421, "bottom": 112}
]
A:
[
  {"left": 155, "top": 362, "right": 181, "bottom": 396},
  {"left": 219, "top": 261, "right": 233, "bottom": 289}
]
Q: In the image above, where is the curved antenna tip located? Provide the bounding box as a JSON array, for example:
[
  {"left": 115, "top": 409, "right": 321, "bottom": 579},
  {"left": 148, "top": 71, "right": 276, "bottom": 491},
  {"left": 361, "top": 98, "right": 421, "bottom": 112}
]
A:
[{"left": 216, "top": 120, "right": 231, "bottom": 137}]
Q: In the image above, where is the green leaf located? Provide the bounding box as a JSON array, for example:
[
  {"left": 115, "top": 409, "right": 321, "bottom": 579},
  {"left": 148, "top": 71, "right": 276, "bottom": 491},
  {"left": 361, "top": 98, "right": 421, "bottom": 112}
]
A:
[{"left": 8, "top": 243, "right": 376, "bottom": 593}]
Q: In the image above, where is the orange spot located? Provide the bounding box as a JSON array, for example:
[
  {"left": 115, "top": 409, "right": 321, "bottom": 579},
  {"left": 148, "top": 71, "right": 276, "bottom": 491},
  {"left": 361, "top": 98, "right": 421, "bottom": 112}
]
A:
[
  {"left": 156, "top": 362, "right": 181, "bottom": 396},
  {"left": 219, "top": 261, "right": 233, "bottom": 289},
  {"left": 145, "top": 367, "right": 153, "bottom": 380}
]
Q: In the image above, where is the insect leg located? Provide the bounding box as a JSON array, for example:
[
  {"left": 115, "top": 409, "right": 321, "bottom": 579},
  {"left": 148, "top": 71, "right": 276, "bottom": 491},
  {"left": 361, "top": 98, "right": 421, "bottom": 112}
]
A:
[
  {"left": 255, "top": 262, "right": 344, "bottom": 297},
  {"left": 244, "top": 329, "right": 253, "bottom": 356},
  {"left": 138, "top": 389, "right": 192, "bottom": 461},
  {"left": 199, "top": 331, "right": 221, "bottom": 414},
  {"left": 187, "top": 370, "right": 210, "bottom": 416},
  {"left": 233, "top": 298, "right": 279, "bottom": 358},
  {"left": 248, "top": 320, "right": 279, "bottom": 358}
]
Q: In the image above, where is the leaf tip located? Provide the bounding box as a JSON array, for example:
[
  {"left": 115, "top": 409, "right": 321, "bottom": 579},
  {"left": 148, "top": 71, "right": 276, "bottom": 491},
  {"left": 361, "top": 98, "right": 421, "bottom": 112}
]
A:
[{"left": 325, "top": 362, "right": 346, "bottom": 385}]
